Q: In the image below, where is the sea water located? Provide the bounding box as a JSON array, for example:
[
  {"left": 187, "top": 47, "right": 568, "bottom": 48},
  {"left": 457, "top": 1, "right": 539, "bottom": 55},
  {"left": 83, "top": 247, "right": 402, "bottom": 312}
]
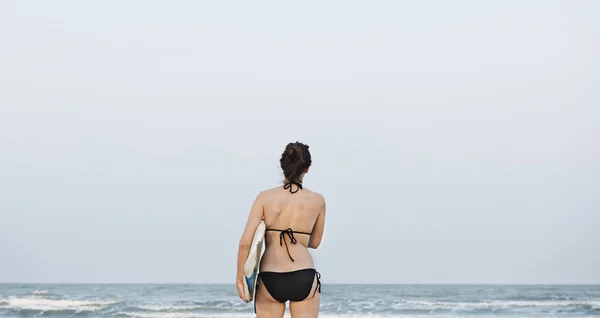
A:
[{"left": 1, "top": 284, "right": 599, "bottom": 317}]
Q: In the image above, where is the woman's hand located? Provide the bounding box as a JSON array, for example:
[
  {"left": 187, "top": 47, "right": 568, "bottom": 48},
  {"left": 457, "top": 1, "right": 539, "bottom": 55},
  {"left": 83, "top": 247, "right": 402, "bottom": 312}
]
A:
[{"left": 236, "top": 277, "right": 249, "bottom": 303}]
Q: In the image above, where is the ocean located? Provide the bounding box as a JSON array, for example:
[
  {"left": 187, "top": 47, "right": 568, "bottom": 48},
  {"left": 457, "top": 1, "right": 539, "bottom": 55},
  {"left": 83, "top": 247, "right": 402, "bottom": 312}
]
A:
[{"left": 0, "top": 284, "right": 599, "bottom": 318}]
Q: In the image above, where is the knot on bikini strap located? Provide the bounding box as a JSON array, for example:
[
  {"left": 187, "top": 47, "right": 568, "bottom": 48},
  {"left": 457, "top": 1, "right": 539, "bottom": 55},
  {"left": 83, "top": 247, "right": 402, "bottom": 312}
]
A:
[
  {"left": 283, "top": 182, "right": 302, "bottom": 193},
  {"left": 280, "top": 228, "right": 297, "bottom": 245},
  {"left": 279, "top": 228, "right": 297, "bottom": 262},
  {"left": 313, "top": 270, "right": 322, "bottom": 297}
]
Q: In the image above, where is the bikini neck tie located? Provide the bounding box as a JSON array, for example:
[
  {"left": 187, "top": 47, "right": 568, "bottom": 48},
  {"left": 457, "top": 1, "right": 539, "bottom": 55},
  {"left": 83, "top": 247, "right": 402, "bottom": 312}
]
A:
[
  {"left": 283, "top": 181, "right": 303, "bottom": 193},
  {"left": 279, "top": 228, "right": 297, "bottom": 261}
]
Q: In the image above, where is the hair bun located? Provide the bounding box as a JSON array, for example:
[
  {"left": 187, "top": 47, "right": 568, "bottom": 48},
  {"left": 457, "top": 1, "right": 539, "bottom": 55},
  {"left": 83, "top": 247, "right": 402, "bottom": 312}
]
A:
[
  {"left": 282, "top": 143, "right": 299, "bottom": 162},
  {"left": 279, "top": 141, "right": 312, "bottom": 188},
  {"left": 288, "top": 147, "right": 299, "bottom": 160}
]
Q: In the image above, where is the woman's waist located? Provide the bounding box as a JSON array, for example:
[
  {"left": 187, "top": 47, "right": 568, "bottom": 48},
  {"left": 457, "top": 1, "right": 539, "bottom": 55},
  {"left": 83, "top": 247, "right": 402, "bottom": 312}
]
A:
[
  {"left": 263, "top": 243, "right": 312, "bottom": 257},
  {"left": 260, "top": 245, "right": 314, "bottom": 271}
]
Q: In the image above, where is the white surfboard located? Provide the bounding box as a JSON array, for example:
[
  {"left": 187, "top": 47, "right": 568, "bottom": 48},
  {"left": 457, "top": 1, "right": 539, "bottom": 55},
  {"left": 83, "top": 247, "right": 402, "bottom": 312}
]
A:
[{"left": 243, "top": 221, "right": 266, "bottom": 302}]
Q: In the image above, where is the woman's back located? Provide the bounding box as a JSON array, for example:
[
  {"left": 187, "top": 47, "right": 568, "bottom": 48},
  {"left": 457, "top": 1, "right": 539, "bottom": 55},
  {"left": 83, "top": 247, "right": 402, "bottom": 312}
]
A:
[
  {"left": 260, "top": 185, "right": 325, "bottom": 272},
  {"left": 236, "top": 141, "right": 325, "bottom": 318}
]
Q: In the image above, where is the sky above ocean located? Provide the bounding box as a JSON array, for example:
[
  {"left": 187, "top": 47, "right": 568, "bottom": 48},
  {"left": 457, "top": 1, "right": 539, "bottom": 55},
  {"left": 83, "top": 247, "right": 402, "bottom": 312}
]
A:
[{"left": 0, "top": 0, "right": 598, "bottom": 284}]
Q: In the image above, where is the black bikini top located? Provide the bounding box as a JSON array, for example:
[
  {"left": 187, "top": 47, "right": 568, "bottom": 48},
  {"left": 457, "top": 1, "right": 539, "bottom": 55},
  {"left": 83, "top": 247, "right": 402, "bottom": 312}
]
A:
[
  {"left": 265, "top": 228, "right": 311, "bottom": 262},
  {"left": 267, "top": 181, "right": 308, "bottom": 261}
]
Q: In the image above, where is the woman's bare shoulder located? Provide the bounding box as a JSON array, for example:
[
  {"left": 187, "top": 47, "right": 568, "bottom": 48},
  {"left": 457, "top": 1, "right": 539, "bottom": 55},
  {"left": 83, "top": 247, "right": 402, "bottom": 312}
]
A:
[
  {"left": 303, "top": 188, "right": 326, "bottom": 203},
  {"left": 261, "top": 185, "right": 284, "bottom": 194},
  {"left": 255, "top": 185, "right": 283, "bottom": 199},
  {"left": 257, "top": 185, "right": 324, "bottom": 203}
]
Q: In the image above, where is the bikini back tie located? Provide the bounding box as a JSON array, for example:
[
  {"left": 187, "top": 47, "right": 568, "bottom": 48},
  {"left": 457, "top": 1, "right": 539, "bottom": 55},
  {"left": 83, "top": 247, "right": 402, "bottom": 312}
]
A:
[{"left": 265, "top": 228, "right": 311, "bottom": 261}]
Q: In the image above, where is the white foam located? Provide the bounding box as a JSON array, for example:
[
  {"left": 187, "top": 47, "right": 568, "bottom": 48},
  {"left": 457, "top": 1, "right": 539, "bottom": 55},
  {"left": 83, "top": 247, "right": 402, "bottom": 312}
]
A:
[
  {"left": 117, "top": 314, "right": 550, "bottom": 318},
  {"left": 31, "top": 290, "right": 50, "bottom": 296},
  {"left": 398, "top": 299, "right": 600, "bottom": 310},
  {"left": 121, "top": 312, "right": 378, "bottom": 318},
  {"left": 137, "top": 305, "right": 204, "bottom": 311},
  {"left": 319, "top": 315, "right": 597, "bottom": 318},
  {"left": 118, "top": 312, "right": 259, "bottom": 318},
  {"left": 0, "top": 297, "right": 118, "bottom": 312},
  {"left": 138, "top": 302, "right": 250, "bottom": 312},
  {"left": 120, "top": 314, "right": 398, "bottom": 318},
  {"left": 490, "top": 300, "right": 600, "bottom": 307}
]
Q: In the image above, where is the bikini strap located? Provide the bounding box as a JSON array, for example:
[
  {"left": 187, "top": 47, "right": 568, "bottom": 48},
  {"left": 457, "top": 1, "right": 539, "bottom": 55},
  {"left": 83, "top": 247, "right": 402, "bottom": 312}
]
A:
[
  {"left": 313, "top": 270, "right": 322, "bottom": 298},
  {"left": 281, "top": 228, "right": 296, "bottom": 261},
  {"left": 283, "top": 181, "right": 303, "bottom": 193},
  {"left": 266, "top": 228, "right": 312, "bottom": 236},
  {"left": 265, "top": 228, "right": 312, "bottom": 262}
]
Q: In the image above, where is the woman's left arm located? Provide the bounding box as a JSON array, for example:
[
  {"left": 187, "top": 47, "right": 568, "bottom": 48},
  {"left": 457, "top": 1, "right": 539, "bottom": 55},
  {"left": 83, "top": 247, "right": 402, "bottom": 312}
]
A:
[{"left": 235, "top": 192, "right": 264, "bottom": 301}]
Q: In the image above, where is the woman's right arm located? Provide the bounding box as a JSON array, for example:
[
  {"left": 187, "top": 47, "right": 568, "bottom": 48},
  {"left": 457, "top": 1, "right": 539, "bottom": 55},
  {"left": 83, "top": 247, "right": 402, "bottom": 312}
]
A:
[
  {"left": 236, "top": 192, "right": 264, "bottom": 302},
  {"left": 308, "top": 194, "right": 326, "bottom": 249}
]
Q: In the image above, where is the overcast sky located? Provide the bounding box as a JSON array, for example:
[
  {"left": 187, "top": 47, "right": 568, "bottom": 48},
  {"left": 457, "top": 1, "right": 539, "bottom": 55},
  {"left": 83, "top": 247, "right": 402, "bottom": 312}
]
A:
[{"left": 0, "top": 0, "right": 598, "bottom": 284}]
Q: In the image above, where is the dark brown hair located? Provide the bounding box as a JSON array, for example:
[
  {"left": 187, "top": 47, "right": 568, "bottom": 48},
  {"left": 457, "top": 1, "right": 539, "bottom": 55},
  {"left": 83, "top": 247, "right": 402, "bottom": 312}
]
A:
[{"left": 280, "top": 141, "right": 312, "bottom": 187}]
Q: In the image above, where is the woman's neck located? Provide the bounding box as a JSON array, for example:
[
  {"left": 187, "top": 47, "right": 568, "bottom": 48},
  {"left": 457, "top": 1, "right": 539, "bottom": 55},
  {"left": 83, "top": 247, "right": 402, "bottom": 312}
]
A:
[{"left": 284, "top": 178, "right": 303, "bottom": 184}]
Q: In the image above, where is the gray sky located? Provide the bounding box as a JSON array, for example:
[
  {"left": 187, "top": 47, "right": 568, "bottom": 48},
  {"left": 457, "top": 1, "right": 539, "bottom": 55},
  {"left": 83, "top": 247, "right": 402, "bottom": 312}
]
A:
[{"left": 1, "top": 0, "right": 599, "bottom": 284}]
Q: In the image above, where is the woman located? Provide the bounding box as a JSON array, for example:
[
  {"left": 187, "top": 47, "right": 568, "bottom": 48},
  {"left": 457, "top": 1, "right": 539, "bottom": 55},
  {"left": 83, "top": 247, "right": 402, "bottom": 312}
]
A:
[{"left": 236, "top": 142, "right": 326, "bottom": 318}]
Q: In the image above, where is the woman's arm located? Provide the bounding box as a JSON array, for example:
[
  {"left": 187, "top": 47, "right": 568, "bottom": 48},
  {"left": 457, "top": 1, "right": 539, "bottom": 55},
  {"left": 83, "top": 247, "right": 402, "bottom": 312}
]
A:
[
  {"left": 236, "top": 192, "right": 264, "bottom": 284},
  {"left": 308, "top": 195, "right": 326, "bottom": 249}
]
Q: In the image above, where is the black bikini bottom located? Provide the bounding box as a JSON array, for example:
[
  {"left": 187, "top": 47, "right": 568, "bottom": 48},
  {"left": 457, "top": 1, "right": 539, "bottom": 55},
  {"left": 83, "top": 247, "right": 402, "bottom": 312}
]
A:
[{"left": 255, "top": 268, "right": 321, "bottom": 310}]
